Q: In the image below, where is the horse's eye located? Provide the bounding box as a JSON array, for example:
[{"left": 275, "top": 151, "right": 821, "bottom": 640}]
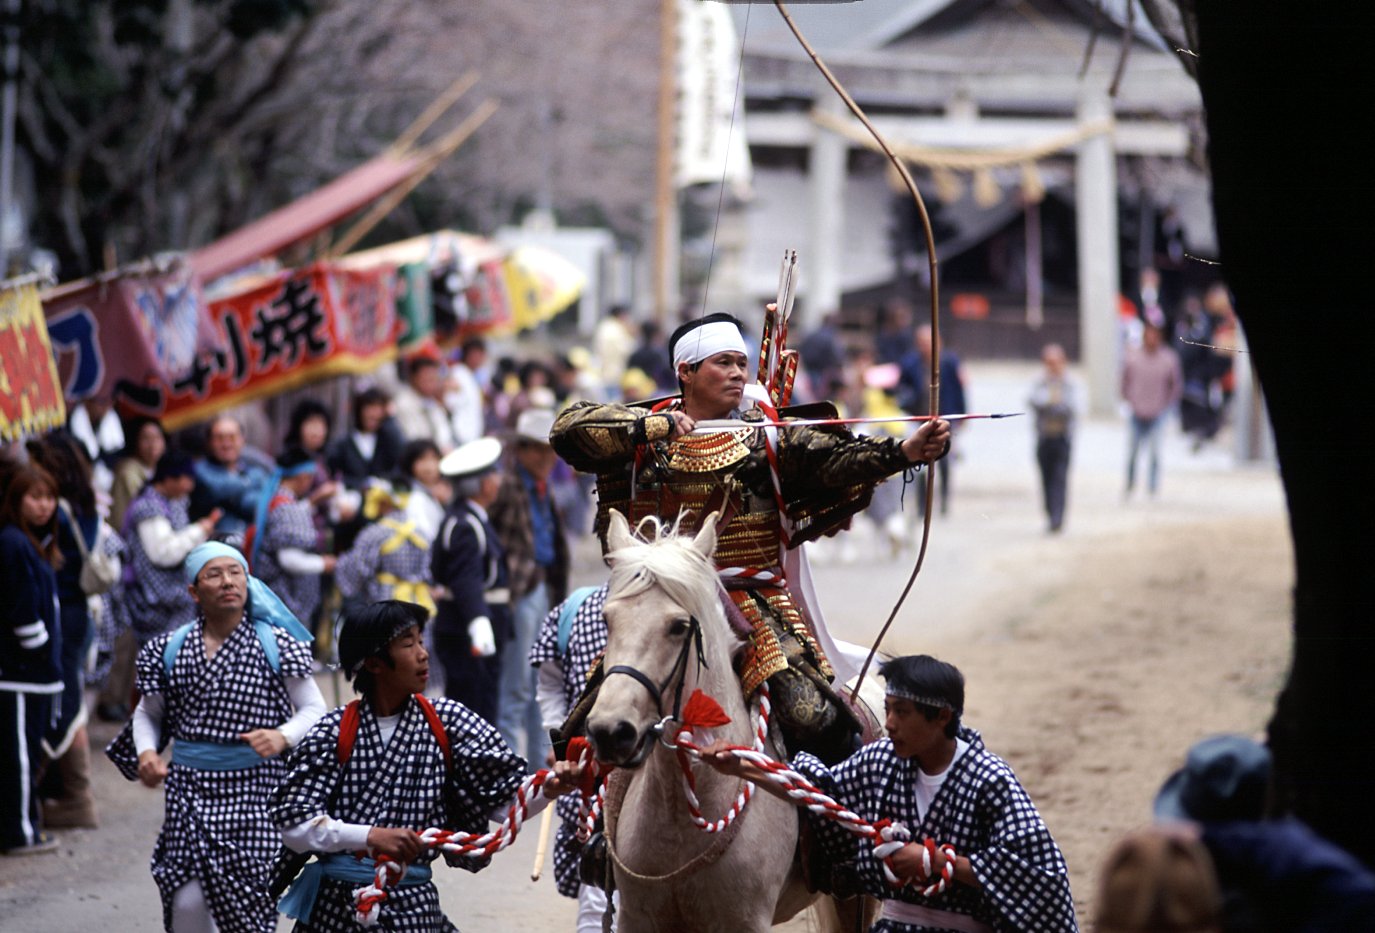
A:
[{"left": 667, "top": 617, "right": 691, "bottom": 637}]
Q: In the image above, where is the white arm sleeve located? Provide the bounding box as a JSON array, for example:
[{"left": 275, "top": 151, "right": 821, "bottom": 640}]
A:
[
  {"left": 276, "top": 547, "right": 327, "bottom": 575},
  {"left": 132, "top": 693, "right": 164, "bottom": 755},
  {"left": 139, "top": 516, "right": 209, "bottom": 568},
  {"left": 281, "top": 815, "right": 374, "bottom": 854},
  {"left": 278, "top": 676, "right": 328, "bottom": 747},
  {"left": 537, "top": 661, "right": 569, "bottom": 731}
]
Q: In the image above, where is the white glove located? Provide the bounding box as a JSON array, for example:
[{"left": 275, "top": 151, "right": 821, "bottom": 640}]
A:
[{"left": 467, "top": 617, "right": 496, "bottom": 658}]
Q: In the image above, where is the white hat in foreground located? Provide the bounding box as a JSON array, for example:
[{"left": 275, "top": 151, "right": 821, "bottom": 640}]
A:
[{"left": 439, "top": 436, "right": 503, "bottom": 479}]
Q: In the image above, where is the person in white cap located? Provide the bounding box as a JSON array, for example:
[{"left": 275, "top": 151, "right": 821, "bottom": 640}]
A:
[
  {"left": 487, "top": 407, "right": 568, "bottom": 770},
  {"left": 429, "top": 436, "right": 509, "bottom": 725},
  {"left": 551, "top": 311, "right": 951, "bottom": 764}
]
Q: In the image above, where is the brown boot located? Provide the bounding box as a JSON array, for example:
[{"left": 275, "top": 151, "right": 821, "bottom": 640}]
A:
[{"left": 41, "top": 727, "right": 98, "bottom": 829}]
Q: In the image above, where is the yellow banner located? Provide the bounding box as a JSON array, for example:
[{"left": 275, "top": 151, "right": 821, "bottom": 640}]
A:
[{"left": 0, "top": 281, "right": 67, "bottom": 443}]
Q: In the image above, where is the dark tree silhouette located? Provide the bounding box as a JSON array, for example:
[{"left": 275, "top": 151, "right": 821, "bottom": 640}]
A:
[{"left": 1192, "top": 1, "right": 1375, "bottom": 866}]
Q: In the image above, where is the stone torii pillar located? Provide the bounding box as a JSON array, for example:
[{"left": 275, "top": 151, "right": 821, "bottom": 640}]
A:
[
  {"left": 805, "top": 78, "right": 847, "bottom": 333},
  {"left": 1075, "top": 89, "right": 1121, "bottom": 416}
]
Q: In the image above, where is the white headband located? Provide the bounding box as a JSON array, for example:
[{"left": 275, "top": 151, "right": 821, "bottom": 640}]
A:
[
  {"left": 885, "top": 685, "right": 956, "bottom": 711},
  {"left": 672, "top": 321, "right": 748, "bottom": 372}
]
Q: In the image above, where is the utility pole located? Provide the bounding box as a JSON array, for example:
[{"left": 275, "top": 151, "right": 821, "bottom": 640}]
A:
[
  {"left": 652, "top": 0, "right": 679, "bottom": 326},
  {"left": 0, "top": 0, "right": 21, "bottom": 275}
]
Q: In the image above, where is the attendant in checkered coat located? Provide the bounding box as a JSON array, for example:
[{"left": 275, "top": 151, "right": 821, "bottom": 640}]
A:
[
  {"left": 104, "top": 542, "right": 327, "bottom": 932},
  {"left": 706, "top": 654, "right": 1078, "bottom": 932},
  {"left": 271, "top": 600, "right": 587, "bottom": 931},
  {"left": 529, "top": 584, "right": 614, "bottom": 930}
]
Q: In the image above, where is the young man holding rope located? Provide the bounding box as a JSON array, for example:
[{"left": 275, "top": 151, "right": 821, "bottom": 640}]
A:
[
  {"left": 550, "top": 311, "right": 951, "bottom": 764},
  {"left": 270, "top": 600, "right": 585, "bottom": 931},
  {"left": 704, "top": 654, "right": 1077, "bottom": 932}
]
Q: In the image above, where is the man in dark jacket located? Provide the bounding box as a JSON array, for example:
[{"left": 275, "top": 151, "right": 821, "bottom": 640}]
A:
[{"left": 430, "top": 437, "right": 509, "bottom": 725}]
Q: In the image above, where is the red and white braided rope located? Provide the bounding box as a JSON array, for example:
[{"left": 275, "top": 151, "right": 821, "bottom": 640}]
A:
[
  {"left": 352, "top": 767, "right": 557, "bottom": 926},
  {"left": 717, "top": 566, "right": 785, "bottom": 585},
  {"left": 673, "top": 686, "right": 771, "bottom": 833},
  {"left": 669, "top": 691, "right": 958, "bottom": 897}
]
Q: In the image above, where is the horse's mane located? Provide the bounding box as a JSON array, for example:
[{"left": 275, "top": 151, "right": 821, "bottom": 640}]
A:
[{"left": 606, "top": 515, "right": 740, "bottom": 648}]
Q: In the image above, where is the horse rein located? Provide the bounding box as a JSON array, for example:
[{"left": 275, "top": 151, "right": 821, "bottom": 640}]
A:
[{"left": 603, "top": 614, "right": 708, "bottom": 737}]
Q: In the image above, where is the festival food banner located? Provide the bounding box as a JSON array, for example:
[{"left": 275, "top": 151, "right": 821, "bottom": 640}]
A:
[
  {"left": 395, "top": 261, "right": 434, "bottom": 350},
  {"left": 43, "top": 261, "right": 215, "bottom": 416},
  {"left": 42, "top": 262, "right": 398, "bottom": 431},
  {"left": 500, "top": 245, "right": 584, "bottom": 333},
  {"left": 153, "top": 263, "right": 399, "bottom": 430},
  {"left": 0, "top": 279, "right": 67, "bottom": 443}
]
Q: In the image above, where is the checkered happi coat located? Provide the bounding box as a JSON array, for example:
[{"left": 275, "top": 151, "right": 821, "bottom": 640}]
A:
[
  {"left": 795, "top": 728, "right": 1078, "bottom": 932},
  {"left": 117, "top": 617, "right": 313, "bottom": 933},
  {"left": 255, "top": 493, "right": 323, "bottom": 625},
  {"left": 270, "top": 695, "right": 527, "bottom": 932},
  {"left": 528, "top": 584, "right": 609, "bottom": 898}
]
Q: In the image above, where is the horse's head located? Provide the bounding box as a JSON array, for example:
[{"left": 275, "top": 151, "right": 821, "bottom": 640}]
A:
[{"left": 587, "top": 509, "right": 741, "bottom": 767}]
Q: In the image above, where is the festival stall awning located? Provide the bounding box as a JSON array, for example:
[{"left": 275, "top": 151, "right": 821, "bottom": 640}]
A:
[
  {"left": 186, "top": 152, "right": 428, "bottom": 283},
  {"left": 0, "top": 276, "right": 66, "bottom": 443}
]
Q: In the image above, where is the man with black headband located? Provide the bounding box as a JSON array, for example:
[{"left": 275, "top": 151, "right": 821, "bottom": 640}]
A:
[
  {"left": 105, "top": 541, "right": 325, "bottom": 933},
  {"left": 706, "top": 654, "right": 1077, "bottom": 932},
  {"left": 271, "top": 600, "right": 586, "bottom": 931},
  {"left": 550, "top": 311, "right": 951, "bottom": 762}
]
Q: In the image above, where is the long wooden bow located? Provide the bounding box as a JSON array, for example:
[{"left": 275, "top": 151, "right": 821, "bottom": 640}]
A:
[{"left": 767, "top": 1, "right": 943, "bottom": 696}]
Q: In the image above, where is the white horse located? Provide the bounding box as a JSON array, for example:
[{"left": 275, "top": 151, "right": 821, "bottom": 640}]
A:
[{"left": 586, "top": 510, "right": 869, "bottom": 933}]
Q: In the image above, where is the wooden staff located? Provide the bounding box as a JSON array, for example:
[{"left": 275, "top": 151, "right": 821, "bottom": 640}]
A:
[{"left": 530, "top": 805, "right": 556, "bottom": 881}]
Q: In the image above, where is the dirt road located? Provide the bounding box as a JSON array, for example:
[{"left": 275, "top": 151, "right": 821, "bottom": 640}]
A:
[{"left": 1, "top": 362, "right": 1292, "bottom": 930}]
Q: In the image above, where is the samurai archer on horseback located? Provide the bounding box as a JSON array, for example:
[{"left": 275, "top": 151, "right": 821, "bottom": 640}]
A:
[{"left": 549, "top": 286, "right": 952, "bottom": 767}]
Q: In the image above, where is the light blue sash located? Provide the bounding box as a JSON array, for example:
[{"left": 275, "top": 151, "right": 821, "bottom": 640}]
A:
[
  {"left": 278, "top": 853, "right": 433, "bottom": 923},
  {"left": 170, "top": 740, "right": 266, "bottom": 771}
]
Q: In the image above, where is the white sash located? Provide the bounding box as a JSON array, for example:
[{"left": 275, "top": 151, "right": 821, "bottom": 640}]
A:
[{"left": 880, "top": 899, "right": 993, "bottom": 933}]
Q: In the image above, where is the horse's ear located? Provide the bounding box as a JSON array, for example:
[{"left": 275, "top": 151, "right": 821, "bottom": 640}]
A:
[
  {"left": 691, "top": 510, "right": 721, "bottom": 560},
  {"left": 606, "top": 509, "right": 635, "bottom": 553}
]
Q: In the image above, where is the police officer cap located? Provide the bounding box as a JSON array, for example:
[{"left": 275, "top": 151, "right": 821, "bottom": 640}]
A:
[
  {"left": 337, "top": 600, "right": 429, "bottom": 680},
  {"left": 438, "top": 436, "right": 503, "bottom": 479}
]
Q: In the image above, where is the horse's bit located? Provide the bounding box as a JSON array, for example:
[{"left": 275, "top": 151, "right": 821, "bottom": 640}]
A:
[{"left": 603, "top": 615, "right": 708, "bottom": 740}]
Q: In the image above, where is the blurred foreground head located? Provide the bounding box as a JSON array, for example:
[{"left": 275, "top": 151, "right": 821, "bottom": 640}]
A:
[{"left": 1096, "top": 826, "right": 1221, "bottom": 933}]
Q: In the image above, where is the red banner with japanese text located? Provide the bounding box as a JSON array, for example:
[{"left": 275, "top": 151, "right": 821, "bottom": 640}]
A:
[
  {"left": 42, "top": 262, "right": 398, "bottom": 432},
  {"left": 42, "top": 262, "right": 216, "bottom": 415},
  {"left": 0, "top": 280, "right": 67, "bottom": 442},
  {"left": 155, "top": 263, "right": 399, "bottom": 430}
]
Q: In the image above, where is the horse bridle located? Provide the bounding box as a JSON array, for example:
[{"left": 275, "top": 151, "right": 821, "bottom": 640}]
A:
[{"left": 603, "top": 615, "right": 708, "bottom": 734}]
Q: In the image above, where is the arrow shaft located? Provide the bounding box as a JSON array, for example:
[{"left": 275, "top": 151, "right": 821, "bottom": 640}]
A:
[{"left": 688, "top": 413, "right": 1021, "bottom": 434}]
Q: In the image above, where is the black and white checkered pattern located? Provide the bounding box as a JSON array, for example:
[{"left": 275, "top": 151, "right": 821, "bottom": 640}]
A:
[
  {"left": 89, "top": 524, "right": 127, "bottom": 688},
  {"left": 255, "top": 494, "right": 323, "bottom": 625},
  {"left": 271, "top": 695, "right": 527, "bottom": 931},
  {"left": 795, "top": 728, "right": 1078, "bottom": 932},
  {"left": 132, "top": 616, "right": 314, "bottom": 933},
  {"left": 528, "top": 584, "right": 608, "bottom": 898},
  {"left": 121, "top": 490, "right": 197, "bottom": 641},
  {"left": 335, "top": 520, "right": 432, "bottom": 603}
]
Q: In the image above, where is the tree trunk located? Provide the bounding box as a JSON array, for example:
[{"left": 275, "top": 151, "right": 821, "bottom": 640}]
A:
[{"left": 1194, "top": 2, "right": 1375, "bottom": 866}]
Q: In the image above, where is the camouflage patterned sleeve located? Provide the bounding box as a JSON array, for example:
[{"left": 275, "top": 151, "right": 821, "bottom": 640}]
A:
[
  {"left": 549, "top": 400, "right": 674, "bottom": 471},
  {"left": 775, "top": 425, "right": 915, "bottom": 493}
]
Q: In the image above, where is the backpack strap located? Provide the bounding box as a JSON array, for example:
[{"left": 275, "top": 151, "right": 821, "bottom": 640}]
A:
[
  {"left": 163, "top": 621, "right": 197, "bottom": 677},
  {"left": 336, "top": 699, "right": 362, "bottom": 765},
  {"left": 253, "top": 619, "right": 283, "bottom": 674},
  {"left": 414, "top": 694, "right": 453, "bottom": 777},
  {"left": 557, "top": 586, "right": 601, "bottom": 657},
  {"left": 334, "top": 695, "right": 450, "bottom": 776}
]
